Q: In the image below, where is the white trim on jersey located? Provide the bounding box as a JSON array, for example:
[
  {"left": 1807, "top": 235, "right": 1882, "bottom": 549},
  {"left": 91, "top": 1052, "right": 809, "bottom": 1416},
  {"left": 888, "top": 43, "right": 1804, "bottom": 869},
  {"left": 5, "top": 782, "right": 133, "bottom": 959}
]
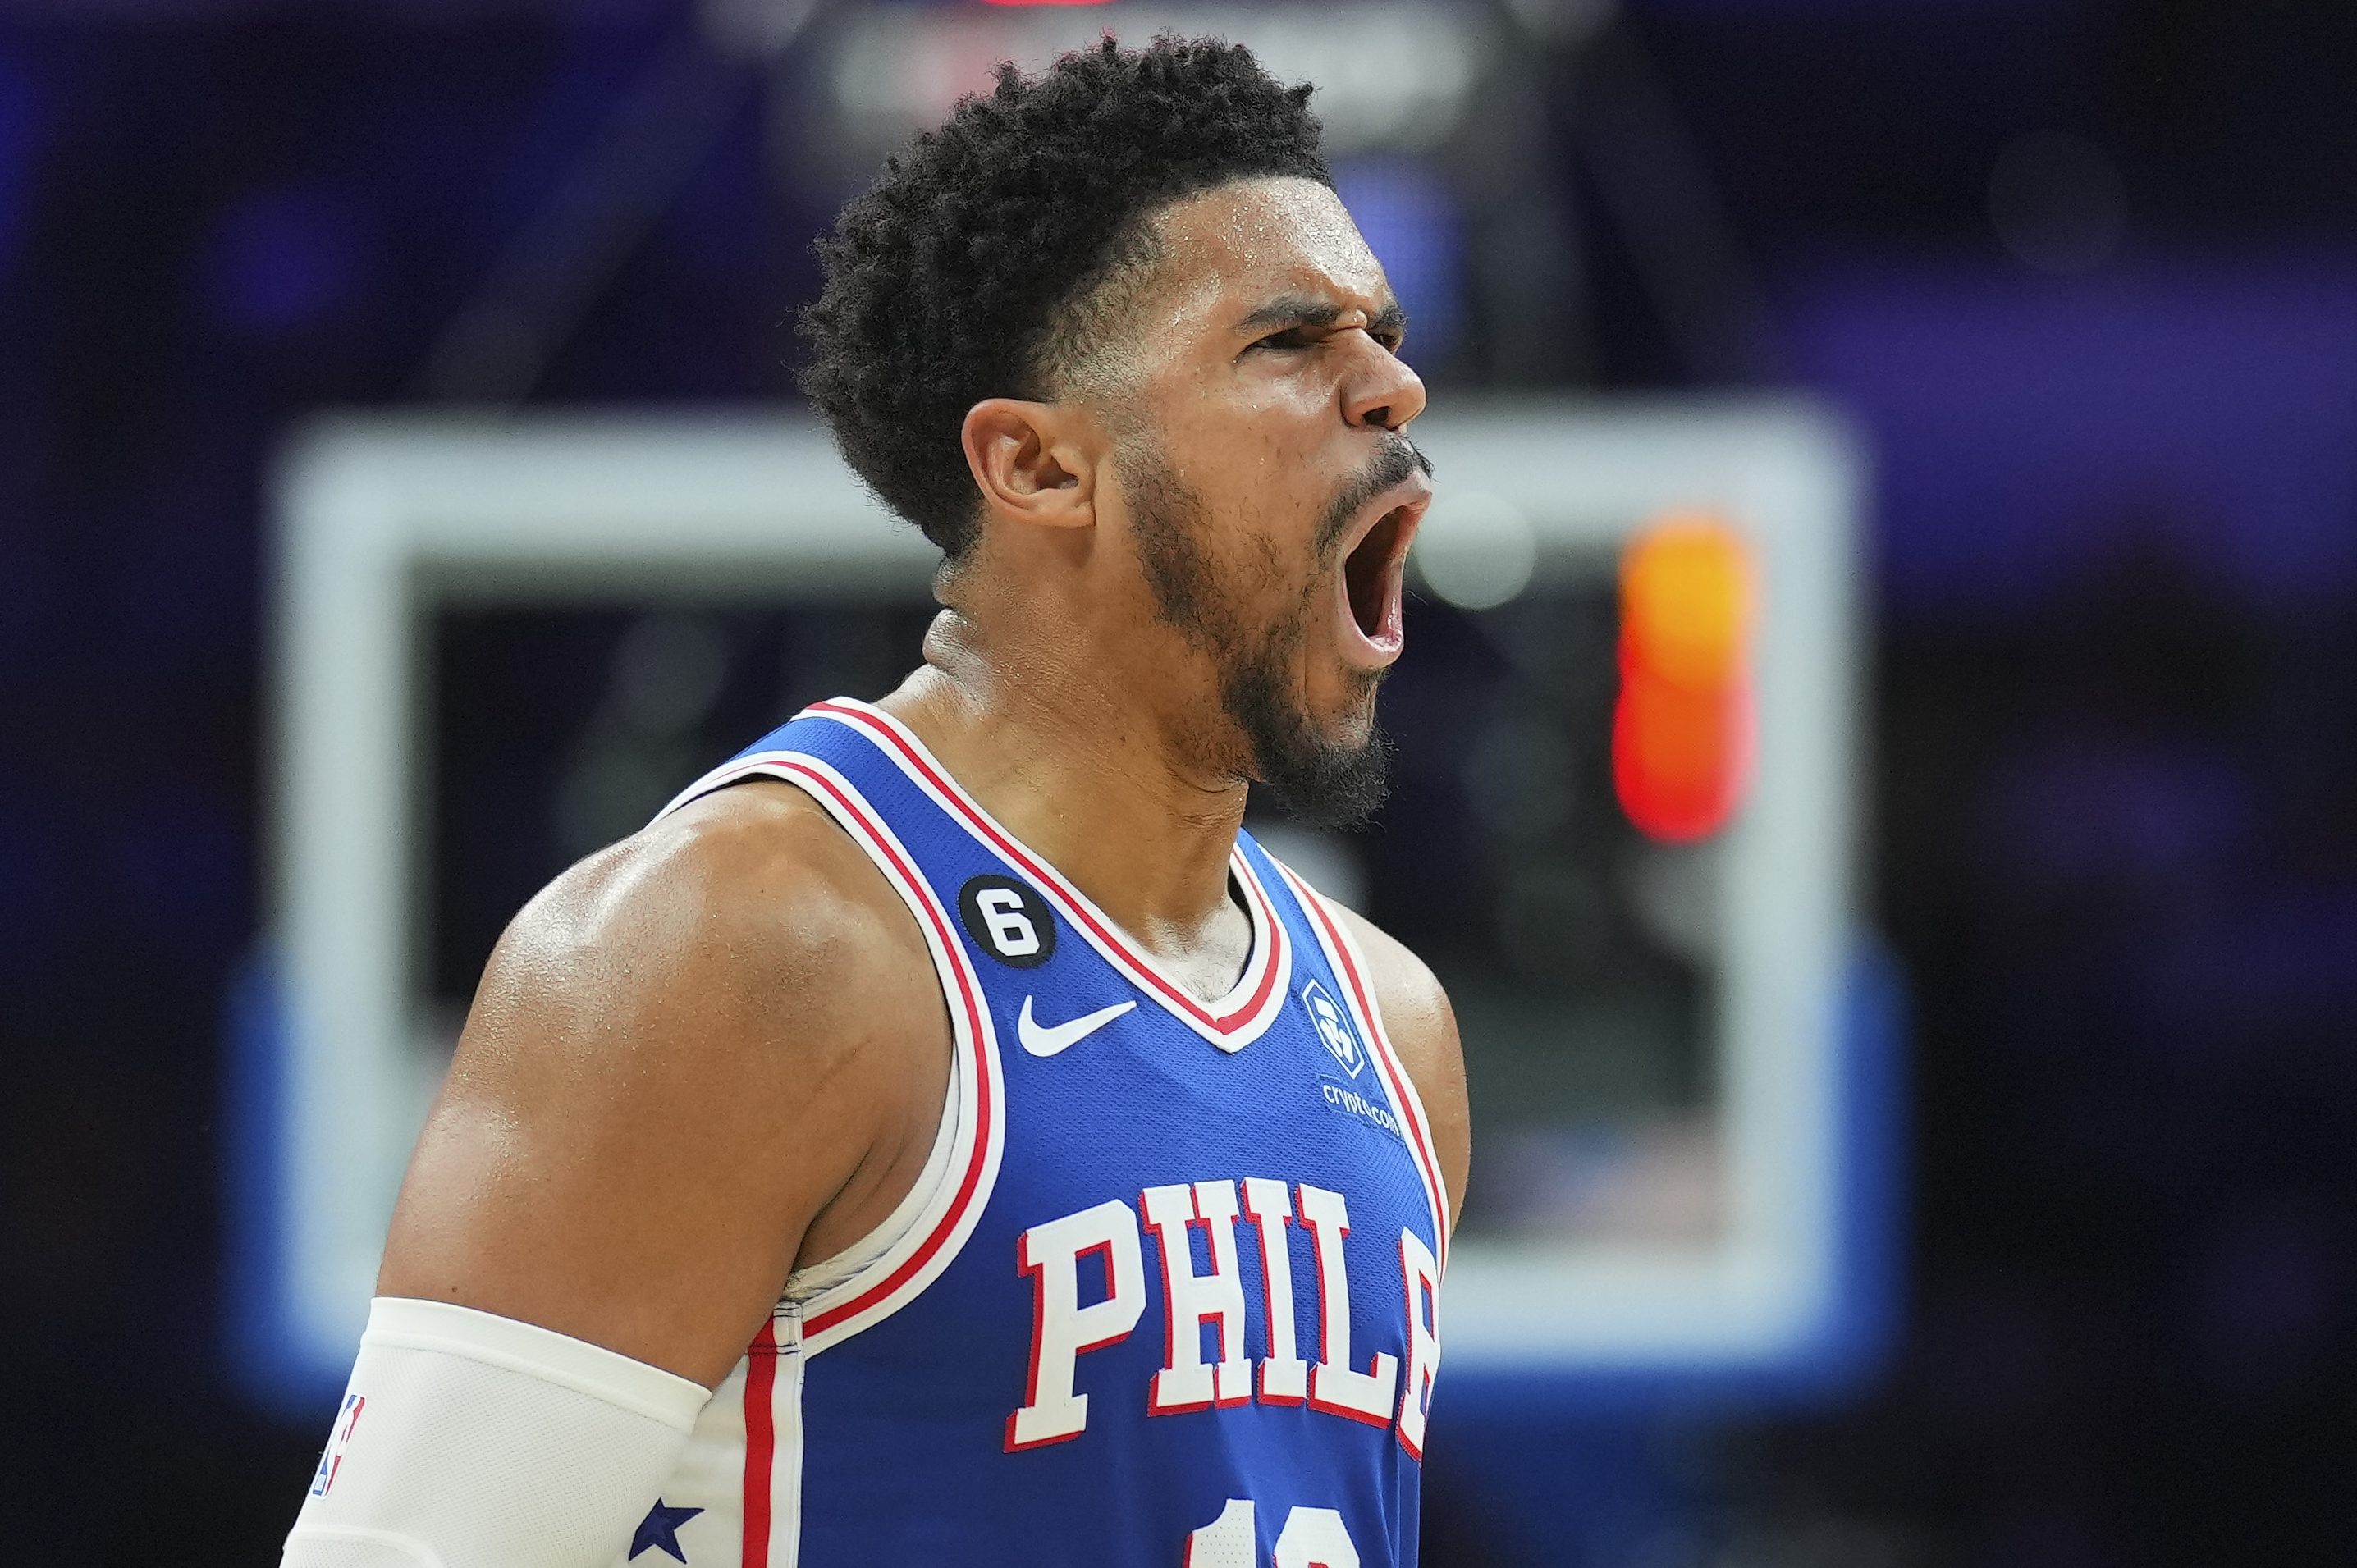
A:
[
  {"left": 803, "top": 698, "right": 1296, "bottom": 1054},
  {"left": 1267, "top": 859, "right": 1453, "bottom": 1274},
  {"left": 781, "top": 1054, "right": 961, "bottom": 1304},
  {"left": 737, "top": 1310, "right": 807, "bottom": 1568}
]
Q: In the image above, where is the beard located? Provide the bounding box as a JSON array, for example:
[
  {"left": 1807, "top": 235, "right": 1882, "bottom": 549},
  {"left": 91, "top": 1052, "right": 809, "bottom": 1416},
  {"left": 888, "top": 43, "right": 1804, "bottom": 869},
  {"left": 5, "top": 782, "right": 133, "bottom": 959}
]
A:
[{"left": 1125, "top": 437, "right": 1422, "bottom": 829}]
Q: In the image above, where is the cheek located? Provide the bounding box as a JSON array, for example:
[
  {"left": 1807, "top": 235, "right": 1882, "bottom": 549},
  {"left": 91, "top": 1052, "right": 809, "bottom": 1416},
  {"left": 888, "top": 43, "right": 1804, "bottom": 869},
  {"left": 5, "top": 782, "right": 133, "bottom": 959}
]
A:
[
  {"left": 1167, "top": 462, "right": 1315, "bottom": 587},
  {"left": 1209, "top": 528, "right": 1303, "bottom": 619},
  {"left": 1164, "top": 356, "right": 1337, "bottom": 465},
  {"left": 1138, "top": 384, "right": 1343, "bottom": 581}
]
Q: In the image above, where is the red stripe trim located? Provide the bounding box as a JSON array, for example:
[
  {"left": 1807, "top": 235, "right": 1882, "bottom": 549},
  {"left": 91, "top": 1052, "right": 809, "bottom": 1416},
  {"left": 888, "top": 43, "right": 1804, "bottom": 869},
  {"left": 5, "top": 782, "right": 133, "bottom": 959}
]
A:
[
  {"left": 739, "top": 1319, "right": 778, "bottom": 1568},
  {"left": 1280, "top": 864, "right": 1451, "bottom": 1272},
  {"left": 757, "top": 758, "right": 997, "bottom": 1340},
  {"left": 1224, "top": 865, "right": 1287, "bottom": 1030},
  {"left": 808, "top": 701, "right": 1284, "bottom": 1036}
]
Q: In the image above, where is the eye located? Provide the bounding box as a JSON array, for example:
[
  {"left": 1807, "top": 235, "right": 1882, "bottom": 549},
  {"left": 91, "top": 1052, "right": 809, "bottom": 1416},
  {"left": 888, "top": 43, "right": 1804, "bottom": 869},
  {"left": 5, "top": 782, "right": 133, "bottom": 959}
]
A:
[{"left": 1252, "top": 327, "right": 1316, "bottom": 352}]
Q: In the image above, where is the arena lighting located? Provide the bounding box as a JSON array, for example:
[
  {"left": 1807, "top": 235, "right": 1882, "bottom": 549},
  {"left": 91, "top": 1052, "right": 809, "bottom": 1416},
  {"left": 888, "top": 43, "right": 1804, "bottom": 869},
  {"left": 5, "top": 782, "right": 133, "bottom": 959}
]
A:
[
  {"left": 1613, "top": 515, "right": 1757, "bottom": 843},
  {"left": 822, "top": 2, "right": 1482, "bottom": 163}
]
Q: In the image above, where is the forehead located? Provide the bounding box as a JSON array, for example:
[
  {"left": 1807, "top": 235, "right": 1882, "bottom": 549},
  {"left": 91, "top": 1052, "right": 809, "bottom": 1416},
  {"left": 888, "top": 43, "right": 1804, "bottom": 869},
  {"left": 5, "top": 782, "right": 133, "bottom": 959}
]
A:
[{"left": 1145, "top": 176, "right": 1389, "bottom": 322}]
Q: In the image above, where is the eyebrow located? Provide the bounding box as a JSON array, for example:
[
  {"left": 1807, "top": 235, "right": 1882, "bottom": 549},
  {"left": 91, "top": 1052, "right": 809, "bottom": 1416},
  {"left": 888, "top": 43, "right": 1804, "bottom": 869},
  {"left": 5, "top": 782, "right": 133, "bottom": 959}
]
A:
[{"left": 1238, "top": 293, "right": 1409, "bottom": 340}]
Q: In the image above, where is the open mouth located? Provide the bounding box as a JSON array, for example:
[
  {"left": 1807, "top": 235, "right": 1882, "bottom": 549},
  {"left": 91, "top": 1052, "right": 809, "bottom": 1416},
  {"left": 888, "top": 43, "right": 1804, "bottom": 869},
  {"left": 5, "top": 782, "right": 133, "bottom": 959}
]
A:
[
  {"left": 1337, "top": 497, "right": 1424, "bottom": 664},
  {"left": 1345, "top": 506, "right": 1408, "bottom": 637}
]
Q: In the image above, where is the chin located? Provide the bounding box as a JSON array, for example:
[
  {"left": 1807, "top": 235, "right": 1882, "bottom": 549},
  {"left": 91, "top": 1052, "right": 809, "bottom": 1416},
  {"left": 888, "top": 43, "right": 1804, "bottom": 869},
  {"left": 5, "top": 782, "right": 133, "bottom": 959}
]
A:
[
  {"left": 1320, "top": 706, "right": 1378, "bottom": 753},
  {"left": 1220, "top": 643, "right": 1393, "bottom": 825},
  {"left": 1316, "top": 671, "right": 1386, "bottom": 745}
]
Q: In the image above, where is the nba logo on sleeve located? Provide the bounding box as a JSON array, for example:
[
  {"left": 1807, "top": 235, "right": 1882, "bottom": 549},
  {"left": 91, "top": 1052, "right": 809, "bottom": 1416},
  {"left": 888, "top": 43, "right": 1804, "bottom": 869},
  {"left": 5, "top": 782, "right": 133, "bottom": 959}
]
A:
[
  {"left": 310, "top": 1392, "right": 365, "bottom": 1496},
  {"left": 1299, "top": 980, "right": 1363, "bottom": 1078}
]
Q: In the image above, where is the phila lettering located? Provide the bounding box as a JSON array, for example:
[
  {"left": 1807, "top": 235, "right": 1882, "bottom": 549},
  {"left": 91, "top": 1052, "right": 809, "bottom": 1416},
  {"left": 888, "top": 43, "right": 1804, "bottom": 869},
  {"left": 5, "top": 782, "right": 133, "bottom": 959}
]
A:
[{"left": 1005, "top": 1180, "right": 1438, "bottom": 1461}]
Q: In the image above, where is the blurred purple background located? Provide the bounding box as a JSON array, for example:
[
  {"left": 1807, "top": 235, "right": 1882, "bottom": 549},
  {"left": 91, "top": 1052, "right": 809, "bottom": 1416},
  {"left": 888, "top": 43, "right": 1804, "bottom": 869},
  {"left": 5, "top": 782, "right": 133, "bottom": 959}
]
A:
[{"left": 3, "top": 1, "right": 2355, "bottom": 1563}]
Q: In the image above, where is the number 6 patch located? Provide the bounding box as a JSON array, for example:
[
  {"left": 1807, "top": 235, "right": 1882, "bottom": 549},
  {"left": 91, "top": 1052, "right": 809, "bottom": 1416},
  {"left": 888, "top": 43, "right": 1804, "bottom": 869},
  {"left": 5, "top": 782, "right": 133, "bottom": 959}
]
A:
[{"left": 958, "top": 874, "right": 1057, "bottom": 968}]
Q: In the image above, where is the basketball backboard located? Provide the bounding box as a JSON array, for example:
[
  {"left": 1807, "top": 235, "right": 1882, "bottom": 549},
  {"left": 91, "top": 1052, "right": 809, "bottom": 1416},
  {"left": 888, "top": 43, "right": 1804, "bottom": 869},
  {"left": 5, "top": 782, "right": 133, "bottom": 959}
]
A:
[{"left": 235, "top": 400, "right": 1892, "bottom": 1412}]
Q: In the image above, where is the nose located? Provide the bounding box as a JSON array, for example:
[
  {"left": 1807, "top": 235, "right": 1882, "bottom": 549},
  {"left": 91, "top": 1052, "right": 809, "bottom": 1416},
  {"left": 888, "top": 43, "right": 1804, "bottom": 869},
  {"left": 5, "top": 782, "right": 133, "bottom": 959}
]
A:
[{"left": 1342, "top": 337, "right": 1427, "bottom": 433}]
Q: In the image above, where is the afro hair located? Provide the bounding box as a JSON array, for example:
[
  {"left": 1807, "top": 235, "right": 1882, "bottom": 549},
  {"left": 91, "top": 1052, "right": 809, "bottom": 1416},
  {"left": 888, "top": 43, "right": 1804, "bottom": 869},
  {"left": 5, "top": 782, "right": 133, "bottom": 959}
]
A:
[{"left": 797, "top": 34, "right": 1330, "bottom": 559}]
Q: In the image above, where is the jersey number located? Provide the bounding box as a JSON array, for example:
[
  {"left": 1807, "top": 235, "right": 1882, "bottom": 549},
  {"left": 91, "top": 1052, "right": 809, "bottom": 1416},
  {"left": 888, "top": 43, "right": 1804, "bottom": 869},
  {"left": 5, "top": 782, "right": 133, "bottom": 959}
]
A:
[
  {"left": 1184, "top": 1499, "right": 1359, "bottom": 1568},
  {"left": 976, "top": 888, "right": 1040, "bottom": 956}
]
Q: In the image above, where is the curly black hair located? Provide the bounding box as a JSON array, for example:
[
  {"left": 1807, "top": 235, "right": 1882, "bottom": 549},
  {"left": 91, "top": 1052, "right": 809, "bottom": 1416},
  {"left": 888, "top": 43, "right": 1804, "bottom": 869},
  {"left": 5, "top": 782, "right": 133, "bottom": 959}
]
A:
[{"left": 798, "top": 34, "right": 1331, "bottom": 559}]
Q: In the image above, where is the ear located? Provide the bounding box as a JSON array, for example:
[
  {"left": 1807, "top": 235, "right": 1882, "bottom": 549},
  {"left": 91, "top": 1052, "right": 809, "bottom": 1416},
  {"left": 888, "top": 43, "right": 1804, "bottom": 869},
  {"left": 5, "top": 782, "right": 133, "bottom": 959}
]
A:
[{"left": 960, "top": 399, "right": 1097, "bottom": 531}]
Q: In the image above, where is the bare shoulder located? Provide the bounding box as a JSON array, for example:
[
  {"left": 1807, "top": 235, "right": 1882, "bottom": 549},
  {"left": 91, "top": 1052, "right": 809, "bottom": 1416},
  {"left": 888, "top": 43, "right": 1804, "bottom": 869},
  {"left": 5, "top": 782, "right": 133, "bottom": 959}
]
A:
[
  {"left": 461, "top": 779, "right": 932, "bottom": 1067},
  {"left": 379, "top": 778, "right": 950, "bottom": 1386},
  {"left": 1328, "top": 903, "right": 1471, "bottom": 1232}
]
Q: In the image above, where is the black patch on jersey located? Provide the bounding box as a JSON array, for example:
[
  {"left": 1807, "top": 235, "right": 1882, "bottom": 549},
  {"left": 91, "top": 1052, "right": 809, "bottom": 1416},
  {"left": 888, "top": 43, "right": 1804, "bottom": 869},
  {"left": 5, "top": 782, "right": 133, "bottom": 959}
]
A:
[{"left": 958, "top": 874, "right": 1057, "bottom": 968}]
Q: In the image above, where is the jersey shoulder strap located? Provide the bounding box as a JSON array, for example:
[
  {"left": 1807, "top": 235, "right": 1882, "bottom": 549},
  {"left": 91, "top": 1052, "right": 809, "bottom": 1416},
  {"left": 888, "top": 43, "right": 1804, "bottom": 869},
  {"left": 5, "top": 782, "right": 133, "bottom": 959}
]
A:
[{"left": 647, "top": 699, "right": 1014, "bottom": 1353}]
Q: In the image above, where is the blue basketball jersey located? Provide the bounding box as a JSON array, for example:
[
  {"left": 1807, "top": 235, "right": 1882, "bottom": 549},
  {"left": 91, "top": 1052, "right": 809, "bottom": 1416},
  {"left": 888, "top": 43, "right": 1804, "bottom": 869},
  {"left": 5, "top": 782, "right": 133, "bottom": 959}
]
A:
[{"left": 627, "top": 698, "right": 1449, "bottom": 1568}]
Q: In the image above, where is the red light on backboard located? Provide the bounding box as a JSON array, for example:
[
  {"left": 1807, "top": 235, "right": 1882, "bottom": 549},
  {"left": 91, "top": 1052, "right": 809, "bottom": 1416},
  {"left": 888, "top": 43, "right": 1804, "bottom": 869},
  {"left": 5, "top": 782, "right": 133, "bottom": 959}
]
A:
[{"left": 1612, "top": 515, "right": 1757, "bottom": 843}]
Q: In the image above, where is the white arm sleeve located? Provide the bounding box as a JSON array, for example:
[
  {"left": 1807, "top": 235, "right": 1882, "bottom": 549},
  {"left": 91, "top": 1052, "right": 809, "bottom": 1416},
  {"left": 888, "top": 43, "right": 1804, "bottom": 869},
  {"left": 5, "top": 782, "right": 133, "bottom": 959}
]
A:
[{"left": 281, "top": 1297, "right": 712, "bottom": 1568}]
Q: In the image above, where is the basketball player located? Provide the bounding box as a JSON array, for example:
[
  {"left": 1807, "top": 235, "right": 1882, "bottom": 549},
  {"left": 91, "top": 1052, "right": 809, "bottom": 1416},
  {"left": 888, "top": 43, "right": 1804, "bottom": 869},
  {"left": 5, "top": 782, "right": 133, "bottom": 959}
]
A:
[{"left": 283, "top": 36, "right": 1467, "bottom": 1568}]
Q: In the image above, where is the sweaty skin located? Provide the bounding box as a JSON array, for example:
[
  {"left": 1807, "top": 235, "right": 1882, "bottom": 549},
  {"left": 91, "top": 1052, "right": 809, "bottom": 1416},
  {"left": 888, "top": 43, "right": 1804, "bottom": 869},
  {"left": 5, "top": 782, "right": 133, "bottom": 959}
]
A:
[{"left": 376, "top": 176, "right": 1471, "bottom": 1391}]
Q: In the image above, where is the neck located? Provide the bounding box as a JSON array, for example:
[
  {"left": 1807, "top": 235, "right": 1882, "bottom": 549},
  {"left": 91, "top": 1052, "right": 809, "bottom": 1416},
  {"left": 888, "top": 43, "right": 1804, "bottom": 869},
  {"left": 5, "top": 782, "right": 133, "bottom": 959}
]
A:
[{"left": 876, "top": 606, "right": 1252, "bottom": 990}]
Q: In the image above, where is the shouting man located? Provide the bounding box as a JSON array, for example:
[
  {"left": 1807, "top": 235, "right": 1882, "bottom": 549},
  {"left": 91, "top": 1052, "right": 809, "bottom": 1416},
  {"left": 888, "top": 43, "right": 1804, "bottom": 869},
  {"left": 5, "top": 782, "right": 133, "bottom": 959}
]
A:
[{"left": 284, "top": 34, "right": 1468, "bottom": 1568}]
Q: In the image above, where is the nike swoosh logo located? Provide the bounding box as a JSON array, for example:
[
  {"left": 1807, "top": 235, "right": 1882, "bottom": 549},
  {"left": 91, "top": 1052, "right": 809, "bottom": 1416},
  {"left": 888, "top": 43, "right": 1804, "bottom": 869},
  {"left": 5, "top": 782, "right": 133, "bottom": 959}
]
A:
[{"left": 1017, "top": 995, "right": 1137, "bottom": 1058}]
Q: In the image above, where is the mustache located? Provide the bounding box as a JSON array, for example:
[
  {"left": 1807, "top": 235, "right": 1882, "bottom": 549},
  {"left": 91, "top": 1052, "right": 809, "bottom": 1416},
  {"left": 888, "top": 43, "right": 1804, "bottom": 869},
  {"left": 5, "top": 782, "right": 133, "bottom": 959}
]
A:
[{"left": 1313, "top": 435, "right": 1433, "bottom": 560}]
